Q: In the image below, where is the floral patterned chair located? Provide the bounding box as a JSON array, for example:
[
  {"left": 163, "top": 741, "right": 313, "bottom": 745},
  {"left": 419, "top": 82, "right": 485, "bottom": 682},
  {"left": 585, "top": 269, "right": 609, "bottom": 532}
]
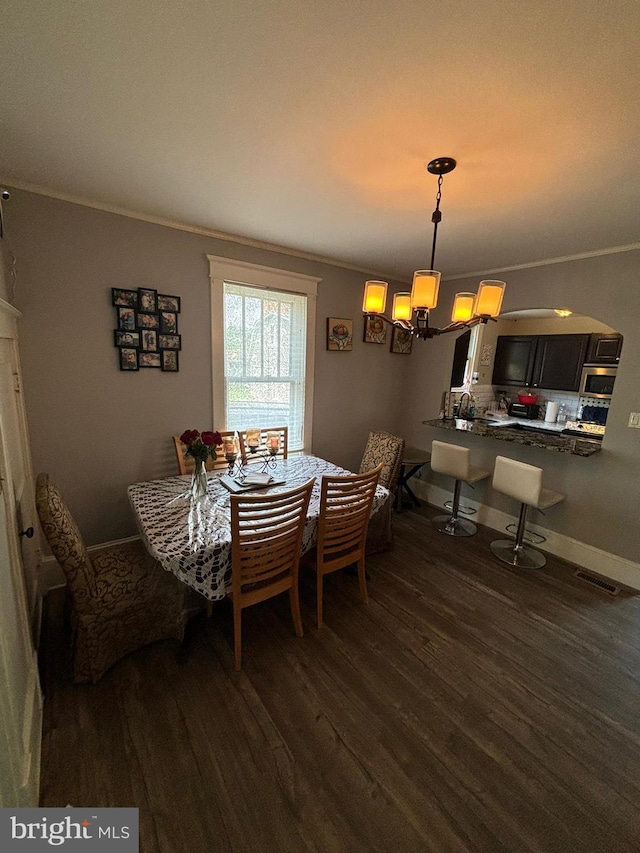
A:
[
  {"left": 36, "top": 473, "right": 187, "bottom": 684},
  {"left": 358, "top": 430, "right": 405, "bottom": 554}
]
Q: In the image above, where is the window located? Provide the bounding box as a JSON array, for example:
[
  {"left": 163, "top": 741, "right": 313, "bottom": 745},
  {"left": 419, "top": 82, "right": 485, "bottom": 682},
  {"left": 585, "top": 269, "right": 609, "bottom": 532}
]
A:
[
  {"left": 450, "top": 324, "right": 480, "bottom": 391},
  {"left": 208, "top": 256, "right": 320, "bottom": 453}
]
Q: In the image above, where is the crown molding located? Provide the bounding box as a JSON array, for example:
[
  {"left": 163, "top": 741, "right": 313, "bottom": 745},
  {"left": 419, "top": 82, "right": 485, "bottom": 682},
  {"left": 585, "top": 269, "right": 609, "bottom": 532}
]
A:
[
  {"left": 2, "top": 178, "right": 391, "bottom": 278},
  {"left": 442, "top": 243, "right": 640, "bottom": 282},
  {"left": 5, "top": 179, "right": 639, "bottom": 284}
]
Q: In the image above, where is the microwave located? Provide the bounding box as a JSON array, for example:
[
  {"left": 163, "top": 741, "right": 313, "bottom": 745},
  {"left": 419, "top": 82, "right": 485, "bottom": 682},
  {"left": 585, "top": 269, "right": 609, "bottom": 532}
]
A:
[{"left": 579, "top": 366, "right": 617, "bottom": 399}]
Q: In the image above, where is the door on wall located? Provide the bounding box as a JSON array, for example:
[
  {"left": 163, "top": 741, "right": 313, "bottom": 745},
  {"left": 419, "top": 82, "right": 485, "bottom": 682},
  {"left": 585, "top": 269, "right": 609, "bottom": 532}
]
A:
[{"left": 0, "top": 308, "right": 42, "bottom": 807}]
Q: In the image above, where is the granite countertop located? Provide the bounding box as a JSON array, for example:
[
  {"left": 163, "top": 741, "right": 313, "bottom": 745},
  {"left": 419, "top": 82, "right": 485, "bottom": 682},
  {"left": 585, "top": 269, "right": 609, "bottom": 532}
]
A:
[{"left": 422, "top": 417, "right": 602, "bottom": 457}]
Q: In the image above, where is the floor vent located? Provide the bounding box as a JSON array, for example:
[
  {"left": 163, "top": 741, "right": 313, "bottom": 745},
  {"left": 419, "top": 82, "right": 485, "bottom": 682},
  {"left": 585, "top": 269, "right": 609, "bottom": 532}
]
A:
[{"left": 574, "top": 570, "right": 620, "bottom": 595}]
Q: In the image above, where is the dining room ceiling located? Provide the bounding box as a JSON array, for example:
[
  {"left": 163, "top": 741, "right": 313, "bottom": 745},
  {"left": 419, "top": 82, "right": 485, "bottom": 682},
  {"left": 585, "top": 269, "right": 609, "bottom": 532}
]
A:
[{"left": 1, "top": 0, "right": 639, "bottom": 282}]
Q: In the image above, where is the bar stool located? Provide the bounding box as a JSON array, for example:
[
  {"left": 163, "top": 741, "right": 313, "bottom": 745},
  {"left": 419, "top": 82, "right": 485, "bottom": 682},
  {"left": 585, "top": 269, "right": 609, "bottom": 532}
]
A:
[
  {"left": 490, "top": 455, "right": 565, "bottom": 569},
  {"left": 430, "top": 440, "right": 490, "bottom": 536}
]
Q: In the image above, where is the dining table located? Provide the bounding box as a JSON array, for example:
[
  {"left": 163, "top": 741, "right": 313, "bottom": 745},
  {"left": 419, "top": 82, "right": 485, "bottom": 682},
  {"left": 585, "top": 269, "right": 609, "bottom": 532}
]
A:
[{"left": 128, "top": 454, "right": 390, "bottom": 601}]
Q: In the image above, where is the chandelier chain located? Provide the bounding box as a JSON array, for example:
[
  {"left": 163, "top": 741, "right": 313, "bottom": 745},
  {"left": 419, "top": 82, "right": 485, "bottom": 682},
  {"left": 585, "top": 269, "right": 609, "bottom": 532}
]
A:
[{"left": 429, "top": 173, "right": 444, "bottom": 269}]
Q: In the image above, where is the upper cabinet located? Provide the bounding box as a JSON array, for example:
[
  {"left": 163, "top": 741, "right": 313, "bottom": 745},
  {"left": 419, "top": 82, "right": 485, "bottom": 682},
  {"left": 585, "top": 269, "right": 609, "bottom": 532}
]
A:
[
  {"left": 530, "top": 334, "right": 589, "bottom": 390},
  {"left": 585, "top": 333, "right": 623, "bottom": 364},
  {"left": 492, "top": 334, "right": 590, "bottom": 391},
  {"left": 492, "top": 335, "right": 537, "bottom": 387}
]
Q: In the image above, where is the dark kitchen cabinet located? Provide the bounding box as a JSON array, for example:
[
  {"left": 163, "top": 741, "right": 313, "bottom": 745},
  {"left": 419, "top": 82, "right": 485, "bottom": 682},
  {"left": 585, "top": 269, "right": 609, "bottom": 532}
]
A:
[
  {"left": 530, "top": 334, "right": 589, "bottom": 391},
  {"left": 492, "top": 333, "right": 589, "bottom": 391},
  {"left": 586, "top": 333, "right": 623, "bottom": 364},
  {"left": 492, "top": 336, "right": 537, "bottom": 386}
]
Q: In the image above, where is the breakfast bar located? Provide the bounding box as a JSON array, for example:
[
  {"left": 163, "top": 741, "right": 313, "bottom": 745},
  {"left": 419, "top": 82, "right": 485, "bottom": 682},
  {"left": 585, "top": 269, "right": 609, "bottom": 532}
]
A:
[{"left": 422, "top": 417, "right": 602, "bottom": 457}]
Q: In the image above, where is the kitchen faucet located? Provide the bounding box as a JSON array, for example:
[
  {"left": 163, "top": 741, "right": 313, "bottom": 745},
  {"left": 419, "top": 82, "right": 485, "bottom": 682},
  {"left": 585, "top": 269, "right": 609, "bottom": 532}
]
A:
[{"left": 458, "top": 391, "right": 473, "bottom": 418}]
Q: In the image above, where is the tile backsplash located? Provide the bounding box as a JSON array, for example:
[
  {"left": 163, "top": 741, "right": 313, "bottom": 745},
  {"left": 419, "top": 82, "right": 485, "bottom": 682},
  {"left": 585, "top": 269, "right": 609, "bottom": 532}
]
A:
[{"left": 449, "top": 384, "right": 610, "bottom": 422}]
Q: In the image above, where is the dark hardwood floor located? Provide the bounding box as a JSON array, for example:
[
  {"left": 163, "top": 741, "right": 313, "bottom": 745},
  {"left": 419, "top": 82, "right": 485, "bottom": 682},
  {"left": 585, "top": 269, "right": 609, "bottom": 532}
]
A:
[{"left": 39, "top": 504, "right": 640, "bottom": 852}]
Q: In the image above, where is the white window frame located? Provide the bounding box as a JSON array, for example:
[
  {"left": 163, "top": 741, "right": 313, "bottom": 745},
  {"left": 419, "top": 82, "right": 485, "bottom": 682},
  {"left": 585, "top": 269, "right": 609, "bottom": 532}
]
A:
[
  {"left": 450, "top": 323, "right": 481, "bottom": 392},
  {"left": 208, "top": 255, "right": 320, "bottom": 453}
]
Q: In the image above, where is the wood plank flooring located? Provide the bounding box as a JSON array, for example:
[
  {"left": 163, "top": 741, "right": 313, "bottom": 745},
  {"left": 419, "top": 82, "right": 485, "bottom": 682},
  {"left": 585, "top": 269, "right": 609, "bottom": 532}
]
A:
[{"left": 38, "top": 504, "right": 640, "bottom": 852}]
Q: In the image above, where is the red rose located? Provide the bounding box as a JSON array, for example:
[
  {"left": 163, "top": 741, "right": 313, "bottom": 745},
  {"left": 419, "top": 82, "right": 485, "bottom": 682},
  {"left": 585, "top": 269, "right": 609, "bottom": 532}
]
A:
[
  {"left": 201, "top": 431, "right": 223, "bottom": 449},
  {"left": 180, "top": 429, "right": 200, "bottom": 446}
]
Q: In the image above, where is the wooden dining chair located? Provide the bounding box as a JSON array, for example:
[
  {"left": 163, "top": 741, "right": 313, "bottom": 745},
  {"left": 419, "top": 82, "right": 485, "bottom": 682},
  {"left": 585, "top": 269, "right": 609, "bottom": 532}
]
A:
[
  {"left": 237, "top": 426, "right": 288, "bottom": 465},
  {"left": 313, "top": 462, "right": 383, "bottom": 628},
  {"left": 173, "top": 431, "right": 237, "bottom": 474},
  {"left": 229, "top": 478, "right": 314, "bottom": 670}
]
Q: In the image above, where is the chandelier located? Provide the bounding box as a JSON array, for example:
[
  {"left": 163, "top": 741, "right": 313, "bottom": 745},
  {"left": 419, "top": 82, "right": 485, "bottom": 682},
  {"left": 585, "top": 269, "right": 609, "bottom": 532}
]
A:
[{"left": 362, "top": 158, "right": 506, "bottom": 339}]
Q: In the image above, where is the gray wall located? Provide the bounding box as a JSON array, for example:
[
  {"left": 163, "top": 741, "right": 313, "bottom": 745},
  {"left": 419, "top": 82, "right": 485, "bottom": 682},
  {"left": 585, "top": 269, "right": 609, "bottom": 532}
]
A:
[
  {"left": 7, "top": 190, "right": 406, "bottom": 545},
  {"left": 6, "top": 189, "right": 640, "bottom": 567},
  {"left": 401, "top": 251, "right": 640, "bottom": 564}
]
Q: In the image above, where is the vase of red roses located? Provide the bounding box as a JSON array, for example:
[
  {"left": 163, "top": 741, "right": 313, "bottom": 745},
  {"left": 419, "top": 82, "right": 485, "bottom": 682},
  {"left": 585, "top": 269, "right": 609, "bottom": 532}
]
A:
[{"left": 179, "top": 429, "right": 223, "bottom": 499}]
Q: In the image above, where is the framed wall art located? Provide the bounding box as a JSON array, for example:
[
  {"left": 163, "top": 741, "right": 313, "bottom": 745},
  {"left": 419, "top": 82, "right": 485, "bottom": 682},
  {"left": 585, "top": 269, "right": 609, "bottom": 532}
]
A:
[
  {"left": 326, "top": 318, "right": 353, "bottom": 351},
  {"left": 390, "top": 325, "right": 413, "bottom": 355},
  {"left": 161, "top": 350, "right": 179, "bottom": 372},
  {"left": 139, "top": 352, "right": 162, "bottom": 368},
  {"left": 363, "top": 315, "right": 387, "bottom": 344},
  {"left": 119, "top": 348, "right": 139, "bottom": 371},
  {"left": 112, "top": 287, "right": 181, "bottom": 370}
]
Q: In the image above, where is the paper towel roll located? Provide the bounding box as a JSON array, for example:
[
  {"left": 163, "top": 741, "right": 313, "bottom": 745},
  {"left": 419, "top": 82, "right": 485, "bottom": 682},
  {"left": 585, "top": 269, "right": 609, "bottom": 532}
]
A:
[{"left": 545, "top": 401, "right": 558, "bottom": 423}]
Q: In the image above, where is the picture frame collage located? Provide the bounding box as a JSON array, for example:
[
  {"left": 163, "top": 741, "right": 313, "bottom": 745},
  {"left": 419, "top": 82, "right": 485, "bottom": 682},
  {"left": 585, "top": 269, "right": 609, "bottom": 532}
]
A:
[{"left": 112, "top": 288, "right": 181, "bottom": 371}]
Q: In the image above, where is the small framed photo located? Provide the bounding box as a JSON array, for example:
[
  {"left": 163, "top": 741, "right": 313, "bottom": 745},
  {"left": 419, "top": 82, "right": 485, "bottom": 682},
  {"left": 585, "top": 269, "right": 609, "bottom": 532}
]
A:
[
  {"left": 159, "top": 333, "right": 181, "bottom": 350},
  {"left": 138, "top": 288, "right": 158, "bottom": 314},
  {"left": 114, "top": 330, "right": 140, "bottom": 348},
  {"left": 112, "top": 288, "right": 139, "bottom": 308},
  {"left": 137, "top": 312, "right": 159, "bottom": 329},
  {"left": 326, "top": 318, "right": 353, "bottom": 351},
  {"left": 119, "top": 348, "right": 139, "bottom": 371},
  {"left": 161, "top": 350, "right": 179, "bottom": 372},
  {"left": 390, "top": 325, "right": 413, "bottom": 354},
  {"left": 157, "top": 294, "right": 181, "bottom": 312},
  {"left": 160, "top": 311, "right": 178, "bottom": 333},
  {"left": 363, "top": 315, "right": 387, "bottom": 344},
  {"left": 117, "top": 306, "right": 137, "bottom": 331},
  {"left": 141, "top": 329, "right": 158, "bottom": 351},
  {"left": 139, "top": 352, "right": 162, "bottom": 368}
]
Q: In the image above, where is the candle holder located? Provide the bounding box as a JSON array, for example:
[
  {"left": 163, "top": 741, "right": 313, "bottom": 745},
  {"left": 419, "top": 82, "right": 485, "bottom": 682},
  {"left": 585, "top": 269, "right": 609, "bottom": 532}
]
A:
[
  {"left": 222, "top": 436, "right": 240, "bottom": 477},
  {"left": 260, "top": 450, "right": 279, "bottom": 473},
  {"left": 225, "top": 453, "right": 239, "bottom": 477}
]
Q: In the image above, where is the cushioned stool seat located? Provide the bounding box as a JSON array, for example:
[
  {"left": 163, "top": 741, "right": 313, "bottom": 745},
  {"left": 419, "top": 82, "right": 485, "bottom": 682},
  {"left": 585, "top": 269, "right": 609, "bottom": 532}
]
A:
[
  {"left": 490, "top": 455, "right": 565, "bottom": 568},
  {"left": 430, "top": 440, "right": 490, "bottom": 536}
]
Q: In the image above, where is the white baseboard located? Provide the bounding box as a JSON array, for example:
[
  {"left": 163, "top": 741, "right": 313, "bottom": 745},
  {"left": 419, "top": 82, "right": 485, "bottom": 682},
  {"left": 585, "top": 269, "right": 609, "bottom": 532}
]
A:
[
  {"left": 410, "top": 480, "right": 640, "bottom": 592},
  {"left": 39, "top": 510, "right": 640, "bottom": 597}
]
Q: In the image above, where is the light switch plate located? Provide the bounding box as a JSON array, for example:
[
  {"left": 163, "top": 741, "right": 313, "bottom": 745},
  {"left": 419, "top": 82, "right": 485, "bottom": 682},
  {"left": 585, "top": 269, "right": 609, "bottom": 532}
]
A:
[{"left": 629, "top": 412, "right": 640, "bottom": 428}]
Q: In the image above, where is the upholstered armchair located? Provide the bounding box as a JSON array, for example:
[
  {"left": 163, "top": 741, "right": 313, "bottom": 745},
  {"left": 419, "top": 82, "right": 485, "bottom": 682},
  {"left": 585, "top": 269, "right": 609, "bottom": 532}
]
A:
[
  {"left": 358, "top": 430, "right": 405, "bottom": 554},
  {"left": 36, "top": 473, "right": 186, "bottom": 683}
]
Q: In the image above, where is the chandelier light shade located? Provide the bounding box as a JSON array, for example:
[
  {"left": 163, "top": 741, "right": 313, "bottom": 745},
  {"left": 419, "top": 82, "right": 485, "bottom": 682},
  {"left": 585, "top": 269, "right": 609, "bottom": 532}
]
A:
[
  {"left": 392, "top": 292, "right": 412, "bottom": 322},
  {"left": 410, "top": 270, "right": 441, "bottom": 310},
  {"left": 362, "top": 280, "right": 388, "bottom": 314},
  {"left": 361, "top": 157, "right": 507, "bottom": 339},
  {"left": 474, "top": 280, "right": 506, "bottom": 318},
  {"left": 451, "top": 292, "right": 476, "bottom": 323}
]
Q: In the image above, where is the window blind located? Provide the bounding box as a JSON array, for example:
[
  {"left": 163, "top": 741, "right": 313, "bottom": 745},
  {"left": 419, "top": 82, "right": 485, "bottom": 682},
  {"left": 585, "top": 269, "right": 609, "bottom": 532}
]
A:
[{"left": 223, "top": 282, "right": 307, "bottom": 452}]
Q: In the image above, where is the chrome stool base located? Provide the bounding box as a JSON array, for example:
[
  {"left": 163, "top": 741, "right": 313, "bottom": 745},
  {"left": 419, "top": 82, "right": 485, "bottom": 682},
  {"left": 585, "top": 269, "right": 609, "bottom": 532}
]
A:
[
  {"left": 490, "top": 538, "right": 546, "bottom": 569},
  {"left": 433, "top": 514, "right": 478, "bottom": 537},
  {"left": 444, "top": 499, "right": 477, "bottom": 516}
]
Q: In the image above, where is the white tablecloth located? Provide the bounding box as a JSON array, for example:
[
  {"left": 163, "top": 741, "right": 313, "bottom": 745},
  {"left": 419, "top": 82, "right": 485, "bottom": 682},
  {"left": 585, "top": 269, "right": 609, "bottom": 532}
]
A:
[{"left": 128, "top": 455, "right": 389, "bottom": 601}]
